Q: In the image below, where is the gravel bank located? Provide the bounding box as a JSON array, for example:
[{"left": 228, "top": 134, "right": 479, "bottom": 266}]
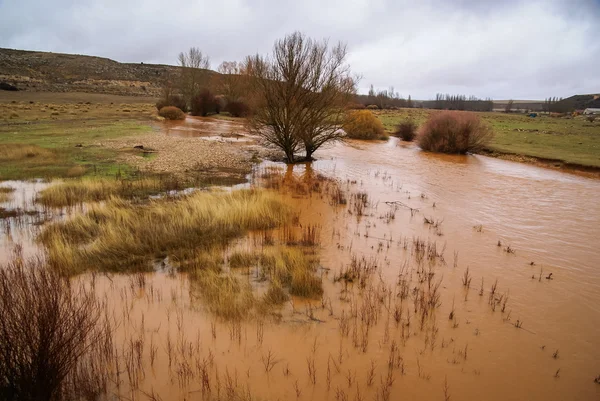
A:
[{"left": 100, "top": 130, "right": 255, "bottom": 179}]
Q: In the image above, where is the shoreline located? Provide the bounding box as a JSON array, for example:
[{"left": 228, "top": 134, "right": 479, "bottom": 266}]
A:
[{"left": 479, "top": 148, "right": 600, "bottom": 179}]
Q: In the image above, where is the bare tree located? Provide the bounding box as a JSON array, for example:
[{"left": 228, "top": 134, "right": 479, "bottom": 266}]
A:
[
  {"left": 178, "top": 47, "right": 211, "bottom": 105},
  {"left": 246, "top": 32, "right": 356, "bottom": 162},
  {"left": 505, "top": 99, "right": 514, "bottom": 113},
  {"left": 217, "top": 61, "right": 248, "bottom": 103}
]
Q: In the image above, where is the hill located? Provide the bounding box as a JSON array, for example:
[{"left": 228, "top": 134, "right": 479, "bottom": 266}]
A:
[
  {"left": 0, "top": 48, "right": 216, "bottom": 97},
  {"left": 555, "top": 94, "right": 600, "bottom": 111}
]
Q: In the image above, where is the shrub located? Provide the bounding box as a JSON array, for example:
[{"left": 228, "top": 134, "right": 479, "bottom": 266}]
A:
[
  {"left": 343, "top": 110, "right": 387, "bottom": 140},
  {"left": 394, "top": 120, "right": 417, "bottom": 141},
  {"left": 0, "top": 255, "right": 108, "bottom": 401},
  {"left": 418, "top": 111, "right": 493, "bottom": 154},
  {"left": 191, "top": 89, "right": 218, "bottom": 116},
  {"left": 225, "top": 101, "right": 251, "bottom": 117},
  {"left": 0, "top": 82, "right": 18, "bottom": 91},
  {"left": 155, "top": 95, "right": 187, "bottom": 112},
  {"left": 587, "top": 115, "right": 596, "bottom": 122},
  {"left": 158, "top": 106, "right": 186, "bottom": 120}
]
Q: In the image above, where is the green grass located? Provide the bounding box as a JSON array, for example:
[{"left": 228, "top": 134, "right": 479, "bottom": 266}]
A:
[
  {"left": 480, "top": 113, "right": 600, "bottom": 167},
  {"left": 374, "top": 109, "right": 600, "bottom": 168},
  {"left": 0, "top": 120, "right": 152, "bottom": 180}
]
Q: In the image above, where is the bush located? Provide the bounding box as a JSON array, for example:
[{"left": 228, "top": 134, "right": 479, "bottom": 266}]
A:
[
  {"left": 225, "top": 101, "right": 251, "bottom": 117},
  {"left": 394, "top": 120, "right": 417, "bottom": 141},
  {"left": 0, "top": 255, "right": 107, "bottom": 401},
  {"left": 158, "top": 106, "right": 186, "bottom": 120},
  {"left": 418, "top": 111, "right": 493, "bottom": 154},
  {"left": 587, "top": 115, "right": 596, "bottom": 122},
  {"left": 155, "top": 95, "right": 187, "bottom": 112},
  {"left": 0, "top": 82, "right": 18, "bottom": 91},
  {"left": 343, "top": 110, "right": 388, "bottom": 140},
  {"left": 191, "top": 89, "right": 218, "bottom": 116}
]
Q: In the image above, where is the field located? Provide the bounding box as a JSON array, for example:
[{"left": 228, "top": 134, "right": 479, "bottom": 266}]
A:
[
  {"left": 0, "top": 93, "right": 157, "bottom": 179},
  {"left": 0, "top": 92, "right": 253, "bottom": 182},
  {"left": 375, "top": 109, "right": 600, "bottom": 169},
  {"left": 1, "top": 91, "right": 600, "bottom": 401}
]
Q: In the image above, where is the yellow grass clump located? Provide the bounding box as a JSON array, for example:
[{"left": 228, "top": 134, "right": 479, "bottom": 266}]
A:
[
  {"left": 0, "top": 187, "right": 14, "bottom": 203},
  {"left": 343, "top": 110, "right": 388, "bottom": 140},
  {"left": 189, "top": 270, "right": 255, "bottom": 320},
  {"left": 37, "top": 177, "right": 181, "bottom": 207},
  {"left": 40, "top": 189, "right": 294, "bottom": 273},
  {"left": 259, "top": 247, "right": 323, "bottom": 298}
]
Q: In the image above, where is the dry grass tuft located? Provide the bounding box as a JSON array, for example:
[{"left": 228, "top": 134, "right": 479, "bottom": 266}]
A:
[
  {"left": 0, "top": 186, "right": 14, "bottom": 203},
  {"left": 260, "top": 247, "right": 323, "bottom": 298},
  {"left": 40, "top": 189, "right": 294, "bottom": 273},
  {"left": 37, "top": 177, "right": 183, "bottom": 208},
  {"left": 190, "top": 270, "right": 255, "bottom": 320},
  {"left": 229, "top": 251, "right": 259, "bottom": 268}
]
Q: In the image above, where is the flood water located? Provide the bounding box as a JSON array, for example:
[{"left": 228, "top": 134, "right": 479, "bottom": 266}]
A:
[
  {"left": 1, "top": 134, "right": 600, "bottom": 401},
  {"left": 163, "top": 116, "right": 256, "bottom": 142}
]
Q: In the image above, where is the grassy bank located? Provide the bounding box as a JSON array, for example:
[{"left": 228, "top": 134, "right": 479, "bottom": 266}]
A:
[
  {"left": 374, "top": 109, "right": 600, "bottom": 168},
  {"left": 0, "top": 119, "right": 153, "bottom": 180}
]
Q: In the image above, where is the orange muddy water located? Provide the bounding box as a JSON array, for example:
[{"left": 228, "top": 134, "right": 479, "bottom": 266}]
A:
[
  {"left": 163, "top": 116, "right": 255, "bottom": 142},
  {"left": 1, "top": 137, "right": 600, "bottom": 401}
]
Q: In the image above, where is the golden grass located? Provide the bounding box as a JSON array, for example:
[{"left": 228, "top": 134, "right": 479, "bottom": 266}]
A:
[
  {"left": 189, "top": 246, "right": 322, "bottom": 318},
  {"left": 37, "top": 177, "right": 182, "bottom": 208},
  {"left": 40, "top": 190, "right": 294, "bottom": 273},
  {"left": 229, "top": 251, "right": 258, "bottom": 268},
  {"left": 189, "top": 270, "right": 255, "bottom": 320},
  {"left": 0, "top": 186, "right": 14, "bottom": 203},
  {"left": 263, "top": 280, "right": 289, "bottom": 305},
  {"left": 259, "top": 247, "right": 323, "bottom": 298},
  {"left": 0, "top": 144, "right": 56, "bottom": 161}
]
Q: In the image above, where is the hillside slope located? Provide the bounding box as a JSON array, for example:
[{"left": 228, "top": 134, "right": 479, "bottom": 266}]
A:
[
  {"left": 555, "top": 94, "right": 600, "bottom": 111},
  {"left": 0, "top": 48, "right": 215, "bottom": 97}
]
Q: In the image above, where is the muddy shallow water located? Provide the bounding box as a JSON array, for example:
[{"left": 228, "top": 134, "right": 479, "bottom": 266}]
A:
[
  {"left": 163, "top": 116, "right": 256, "bottom": 143},
  {"left": 2, "top": 136, "right": 600, "bottom": 401}
]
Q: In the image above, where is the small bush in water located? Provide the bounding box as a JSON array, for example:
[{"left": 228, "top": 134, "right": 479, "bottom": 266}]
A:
[
  {"left": 343, "top": 110, "right": 388, "bottom": 140},
  {"left": 158, "top": 106, "right": 186, "bottom": 120},
  {"left": 394, "top": 120, "right": 417, "bottom": 141},
  {"left": 418, "top": 111, "right": 493, "bottom": 153}
]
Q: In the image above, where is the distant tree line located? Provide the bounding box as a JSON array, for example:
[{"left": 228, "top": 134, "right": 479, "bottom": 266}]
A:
[
  {"left": 542, "top": 97, "right": 571, "bottom": 113},
  {"left": 354, "top": 85, "right": 414, "bottom": 109},
  {"left": 422, "top": 94, "right": 494, "bottom": 112}
]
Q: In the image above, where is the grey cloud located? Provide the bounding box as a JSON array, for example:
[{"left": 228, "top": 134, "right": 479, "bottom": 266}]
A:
[{"left": 0, "top": 0, "right": 598, "bottom": 99}]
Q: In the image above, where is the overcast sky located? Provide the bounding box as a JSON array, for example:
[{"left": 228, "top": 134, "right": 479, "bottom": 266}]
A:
[{"left": 1, "top": 0, "right": 599, "bottom": 99}]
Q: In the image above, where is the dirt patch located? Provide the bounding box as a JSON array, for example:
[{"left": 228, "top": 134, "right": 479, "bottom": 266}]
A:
[{"left": 100, "top": 131, "right": 254, "bottom": 180}]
